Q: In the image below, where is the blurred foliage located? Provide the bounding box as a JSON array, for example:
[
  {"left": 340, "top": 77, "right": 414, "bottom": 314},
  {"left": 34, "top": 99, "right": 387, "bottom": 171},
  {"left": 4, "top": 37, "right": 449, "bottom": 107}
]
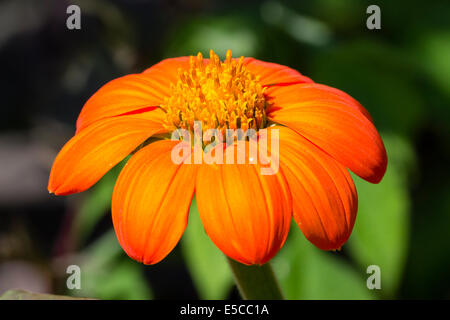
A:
[
  {"left": 0, "top": 0, "right": 449, "bottom": 300},
  {"left": 311, "top": 40, "right": 425, "bottom": 136},
  {"left": 72, "top": 230, "right": 152, "bottom": 300},
  {"left": 165, "top": 15, "right": 260, "bottom": 58},
  {"left": 273, "top": 225, "right": 375, "bottom": 300},
  {"left": 64, "top": 157, "right": 152, "bottom": 300},
  {"left": 0, "top": 289, "right": 93, "bottom": 300},
  {"left": 415, "top": 30, "right": 450, "bottom": 121},
  {"left": 182, "top": 197, "right": 233, "bottom": 299},
  {"left": 272, "top": 134, "right": 415, "bottom": 299},
  {"left": 347, "top": 134, "right": 415, "bottom": 297},
  {"left": 73, "top": 161, "right": 125, "bottom": 246}
]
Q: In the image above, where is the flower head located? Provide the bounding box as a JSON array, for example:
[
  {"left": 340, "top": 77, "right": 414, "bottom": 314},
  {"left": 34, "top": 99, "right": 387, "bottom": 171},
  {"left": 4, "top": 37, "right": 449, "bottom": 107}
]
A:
[
  {"left": 163, "top": 50, "right": 268, "bottom": 134},
  {"left": 48, "top": 50, "right": 387, "bottom": 265}
]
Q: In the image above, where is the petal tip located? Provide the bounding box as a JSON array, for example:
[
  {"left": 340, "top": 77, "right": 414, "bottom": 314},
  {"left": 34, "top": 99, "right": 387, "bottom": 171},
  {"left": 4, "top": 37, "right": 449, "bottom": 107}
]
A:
[{"left": 367, "top": 151, "right": 388, "bottom": 184}]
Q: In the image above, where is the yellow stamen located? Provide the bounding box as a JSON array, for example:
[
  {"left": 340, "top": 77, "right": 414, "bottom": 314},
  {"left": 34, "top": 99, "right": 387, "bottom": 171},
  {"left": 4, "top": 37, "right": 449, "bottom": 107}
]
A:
[{"left": 162, "top": 50, "right": 269, "bottom": 136}]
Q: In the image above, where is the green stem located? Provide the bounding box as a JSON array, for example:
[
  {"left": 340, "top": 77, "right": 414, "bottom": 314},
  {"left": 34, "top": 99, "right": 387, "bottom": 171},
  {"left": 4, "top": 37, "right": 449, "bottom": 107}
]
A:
[{"left": 226, "top": 257, "right": 284, "bottom": 300}]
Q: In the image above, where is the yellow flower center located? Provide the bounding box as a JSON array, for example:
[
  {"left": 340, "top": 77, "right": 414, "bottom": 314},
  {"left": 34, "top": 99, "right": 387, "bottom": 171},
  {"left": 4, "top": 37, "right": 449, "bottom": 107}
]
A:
[{"left": 162, "top": 50, "right": 269, "bottom": 135}]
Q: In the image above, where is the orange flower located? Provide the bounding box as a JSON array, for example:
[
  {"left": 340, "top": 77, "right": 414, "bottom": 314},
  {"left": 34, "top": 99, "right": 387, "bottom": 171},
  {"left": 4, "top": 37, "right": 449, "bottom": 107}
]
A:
[{"left": 48, "top": 50, "right": 387, "bottom": 265}]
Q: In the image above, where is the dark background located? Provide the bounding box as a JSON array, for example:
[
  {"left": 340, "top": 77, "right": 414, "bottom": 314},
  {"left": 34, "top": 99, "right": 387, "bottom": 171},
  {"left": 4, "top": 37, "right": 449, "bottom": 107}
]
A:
[{"left": 0, "top": 0, "right": 449, "bottom": 299}]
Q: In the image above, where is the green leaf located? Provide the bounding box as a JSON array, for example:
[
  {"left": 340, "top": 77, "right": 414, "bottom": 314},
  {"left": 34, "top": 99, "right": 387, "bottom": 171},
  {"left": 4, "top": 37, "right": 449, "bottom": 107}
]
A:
[
  {"left": 83, "top": 259, "right": 152, "bottom": 300},
  {"left": 417, "top": 30, "right": 450, "bottom": 100},
  {"left": 273, "top": 224, "right": 375, "bottom": 300},
  {"left": 311, "top": 40, "right": 425, "bottom": 136},
  {"left": 272, "top": 134, "right": 416, "bottom": 300},
  {"left": 73, "top": 160, "right": 126, "bottom": 245},
  {"left": 347, "top": 133, "right": 414, "bottom": 297},
  {"left": 0, "top": 289, "right": 93, "bottom": 300},
  {"left": 181, "top": 197, "right": 233, "bottom": 299},
  {"left": 165, "top": 15, "right": 259, "bottom": 58},
  {"left": 73, "top": 230, "right": 153, "bottom": 300}
]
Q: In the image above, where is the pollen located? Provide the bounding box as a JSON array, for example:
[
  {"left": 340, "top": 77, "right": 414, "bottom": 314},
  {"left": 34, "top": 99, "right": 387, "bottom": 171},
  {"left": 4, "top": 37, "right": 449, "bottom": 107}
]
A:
[{"left": 161, "top": 50, "right": 269, "bottom": 135}]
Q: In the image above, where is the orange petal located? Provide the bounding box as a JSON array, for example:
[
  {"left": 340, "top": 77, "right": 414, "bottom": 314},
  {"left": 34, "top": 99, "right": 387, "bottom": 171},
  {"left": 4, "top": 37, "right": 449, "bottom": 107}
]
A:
[
  {"left": 143, "top": 56, "right": 190, "bottom": 79},
  {"left": 112, "top": 140, "right": 196, "bottom": 265},
  {"left": 268, "top": 84, "right": 387, "bottom": 183},
  {"left": 243, "top": 57, "right": 313, "bottom": 86},
  {"left": 48, "top": 115, "right": 166, "bottom": 195},
  {"left": 270, "top": 126, "right": 357, "bottom": 250},
  {"left": 196, "top": 143, "right": 292, "bottom": 265},
  {"left": 76, "top": 57, "right": 190, "bottom": 132},
  {"left": 266, "top": 82, "right": 373, "bottom": 122}
]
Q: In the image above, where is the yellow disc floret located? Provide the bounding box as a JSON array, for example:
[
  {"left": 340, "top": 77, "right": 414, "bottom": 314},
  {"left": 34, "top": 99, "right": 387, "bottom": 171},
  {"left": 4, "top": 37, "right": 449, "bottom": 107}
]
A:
[{"left": 162, "top": 50, "right": 269, "bottom": 135}]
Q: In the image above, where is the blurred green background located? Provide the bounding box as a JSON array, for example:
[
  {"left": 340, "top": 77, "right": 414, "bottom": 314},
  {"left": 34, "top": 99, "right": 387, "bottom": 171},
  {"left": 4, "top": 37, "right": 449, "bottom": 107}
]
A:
[{"left": 0, "top": 0, "right": 449, "bottom": 299}]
